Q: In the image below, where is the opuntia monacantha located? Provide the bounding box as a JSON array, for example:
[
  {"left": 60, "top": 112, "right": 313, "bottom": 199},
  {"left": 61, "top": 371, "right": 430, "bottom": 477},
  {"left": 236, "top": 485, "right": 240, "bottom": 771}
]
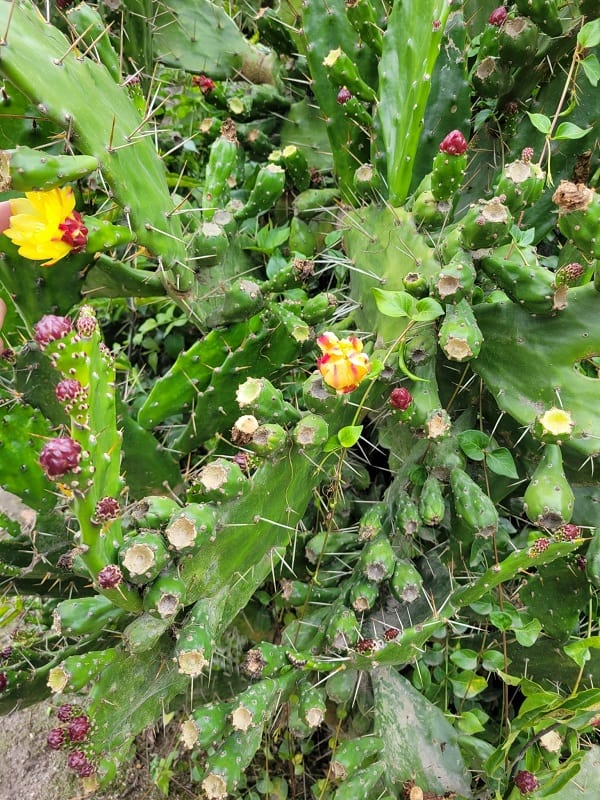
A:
[
  {"left": 33, "top": 314, "right": 72, "bottom": 348},
  {"left": 39, "top": 437, "right": 82, "bottom": 478}
]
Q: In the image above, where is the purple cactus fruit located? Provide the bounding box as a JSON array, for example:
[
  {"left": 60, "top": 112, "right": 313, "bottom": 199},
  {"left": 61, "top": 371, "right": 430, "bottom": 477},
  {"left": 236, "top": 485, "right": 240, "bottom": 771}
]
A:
[
  {"left": 0, "top": 646, "right": 12, "bottom": 662},
  {"left": 76, "top": 308, "right": 98, "bottom": 337},
  {"left": 67, "top": 750, "right": 88, "bottom": 773},
  {"left": 94, "top": 497, "right": 120, "bottom": 523},
  {"left": 384, "top": 627, "right": 399, "bottom": 641},
  {"left": 232, "top": 451, "right": 250, "bottom": 471},
  {"left": 192, "top": 74, "right": 216, "bottom": 94},
  {"left": 488, "top": 6, "right": 508, "bottom": 26},
  {"left": 55, "top": 378, "right": 84, "bottom": 403},
  {"left": 0, "top": 347, "right": 15, "bottom": 363},
  {"left": 336, "top": 86, "right": 352, "bottom": 104},
  {"left": 390, "top": 387, "right": 413, "bottom": 411},
  {"left": 530, "top": 537, "right": 550, "bottom": 556},
  {"left": 97, "top": 564, "right": 123, "bottom": 589},
  {"left": 39, "top": 437, "right": 82, "bottom": 478},
  {"left": 521, "top": 146, "right": 535, "bottom": 164},
  {"left": 576, "top": 555, "right": 587, "bottom": 571},
  {"left": 78, "top": 759, "right": 96, "bottom": 778},
  {"left": 33, "top": 315, "right": 72, "bottom": 349},
  {"left": 56, "top": 703, "right": 75, "bottom": 722},
  {"left": 68, "top": 714, "right": 91, "bottom": 743},
  {"left": 514, "top": 770, "right": 540, "bottom": 794},
  {"left": 0, "top": 672, "right": 7, "bottom": 692},
  {"left": 439, "top": 130, "right": 468, "bottom": 156},
  {"left": 561, "top": 523, "right": 581, "bottom": 541},
  {"left": 47, "top": 727, "right": 66, "bottom": 750}
]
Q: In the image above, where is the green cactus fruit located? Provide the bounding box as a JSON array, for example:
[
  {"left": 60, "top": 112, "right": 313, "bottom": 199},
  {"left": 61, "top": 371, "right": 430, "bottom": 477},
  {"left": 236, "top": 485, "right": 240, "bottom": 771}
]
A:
[
  {"left": 403, "top": 270, "right": 431, "bottom": 297},
  {"left": 323, "top": 48, "right": 377, "bottom": 104},
  {"left": 346, "top": 0, "right": 383, "bottom": 56},
  {"left": 293, "top": 187, "right": 341, "bottom": 219},
  {"left": 279, "top": 145, "right": 311, "bottom": 193},
  {"left": 418, "top": 474, "right": 446, "bottom": 527},
  {"left": 459, "top": 197, "right": 513, "bottom": 250},
  {"left": 180, "top": 701, "right": 234, "bottom": 751},
  {"left": 389, "top": 558, "right": 423, "bottom": 603},
  {"left": 358, "top": 504, "right": 386, "bottom": 542},
  {"left": 209, "top": 279, "right": 264, "bottom": 326},
  {"left": 298, "top": 681, "right": 328, "bottom": 729},
  {"left": 47, "top": 649, "right": 119, "bottom": 694},
  {"left": 330, "top": 761, "right": 385, "bottom": 799},
  {"left": 353, "top": 163, "right": 384, "bottom": 200},
  {"left": 53, "top": 596, "right": 124, "bottom": 638},
  {"left": 241, "top": 642, "right": 290, "bottom": 680},
  {"left": 143, "top": 573, "right": 187, "bottom": 619},
  {"left": 349, "top": 578, "right": 380, "bottom": 612},
  {"left": 552, "top": 181, "right": 600, "bottom": 260},
  {"left": 0, "top": 147, "right": 98, "bottom": 192},
  {"left": 438, "top": 298, "right": 483, "bottom": 362},
  {"left": 325, "top": 667, "right": 359, "bottom": 705},
  {"left": 188, "top": 458, "right": 248, "bottom": 503},
  {"left": 337, "top": 91, "right": 374, "bottom": 128},
  {"left": 523, "top": 444, "right": 575, "bottom": 531},
  {"left": 424, "top": 434, "right": 466, "bottom": 480},
  {"left": 293, "top": 413, "right": 330, "bottom": 450},
  {"left": 175, "top": 603, "right": 215, "bottom": 677},
  {"left": 66, "top": 1, "right": 121, "bottom": 82},
  {"left": 412, "top": 190, "right": 449, "bottom": 230},
  {"left": 191, "top": 221, "right": 229, "bottom": 269},
  {"left": 128, "top": 496, "right": 181, "bottom": 530},
  {"left": 255, "top": 7, "right": 297, "bottom": 56},
  {"left": 515, "top": 0, "right": 562, "bottom": 36},
  {"left": 83, "top": 218, "right": 136, "bottom": 255},
  {"left": 118, "top": 531, "right": 170, "bottom": 585},
  {"left": 305, "top": 531, "right": 359, "bottom": 564},
  {"left": 471, "top": 56, "right": 515, "bottom": 98},
  {"left": 449, "top": 467, "right": 499, "bottom": 538},
  {"left": 203, "top": 120, "right": 239, "bottom": 221},
  {"left": 497, "top": 16, "right": 539, "bottom": 65},
  {"left": 431, "top": 130, "right": 468, "bottom": 202},
  {"left": 478, "top": 243, "right": 564, "bottom": 314},
  {"left": 289, "top": 217, "right": 318, "bottom": 256},
  {"left": 236, "top": 376, "right": 299, "bottom": 424},
  {"left": 359, "top": 535, "right": 396, "bottom": 583},
  {"left": 280, "top": 579, "right": 340, "bottom": 607},
  {"left": 328, "top": 735, "right": 384, "bottom": 782},
  {"left": 326, "top": 605, "right": 360, "bottom": 651},
  {"left": 493, "top": 155, "right": 546, "bottom": 213},
  {"left": 248, "top": 423, "right": 288, "bottom": 456},
  {"left": 122, "top": 613, "right": 172, "bottom": 654},
  {"left": 234, "top": 163, "right": 286, "bottom": 222},
  {"left": 430, "top": 252, "right": 476, "bottom": 303},
  {"left": 394, "top": 493, "right": 421, "bottom": 537}
]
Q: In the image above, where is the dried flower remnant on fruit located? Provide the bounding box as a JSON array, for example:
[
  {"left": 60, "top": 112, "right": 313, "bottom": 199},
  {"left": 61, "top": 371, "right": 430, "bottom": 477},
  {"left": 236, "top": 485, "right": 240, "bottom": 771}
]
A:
[
  {"left": 39, "top": 437, "right": 82, "bottom": 478},
  {"left": 514, "top": 771, "right": 540, "bottom": 795},
  {"left": 4, "top": 187, "right": 87, "bottom": 265},
  {"left": 439, "top": 130, "right": 468, "bottom": 155},
  {"left": 316, "top": 331, "right": 371, "bottom": 394},
  {"left": 34, "top": 314, "right": 72, "bottom": 348}
]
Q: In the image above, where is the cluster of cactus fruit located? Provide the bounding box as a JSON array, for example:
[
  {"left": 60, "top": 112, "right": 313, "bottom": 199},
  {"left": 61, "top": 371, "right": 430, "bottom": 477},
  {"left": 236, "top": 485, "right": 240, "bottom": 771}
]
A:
[{"left": 1, "top": 0, "right": 599, "bottom": 797}]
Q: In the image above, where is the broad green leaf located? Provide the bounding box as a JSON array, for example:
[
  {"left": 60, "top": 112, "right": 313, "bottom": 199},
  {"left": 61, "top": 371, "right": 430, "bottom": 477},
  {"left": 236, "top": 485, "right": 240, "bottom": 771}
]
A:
[
  {"left": 553, "top": 122, "right": 593, "bottom": 141},
  {"left": 450, "top": 671, "right": 488, "bottom": 699},
  {"left": 413, "top": 296, "right": 444, "bottom": 322},
  {"left": 481, "top": 649, "right": 506, "bottom": 672},
  {"left": 450, "top": 648, "right": 479, "bottom": 670},
  {"left": 513, "top": 618, "right": 542, "bottom": 648},
  {"left": 578, "top": 18, "right": 600, "bottom": 49},
  {"left": 372, "top": 287, "right": 416, "bottom": 318},
  {"left": 457, "top": 711, "right": 485, "bottom": 734},
  {"left": 581, "top": 54, "right": 600, "bottom": 87},
  {"left": 527, "top": 112, "right": 552, "bottom": 135},
  {"left": 486, "top": 448, "right": 519, "bottom": 479},
  {"left": 457, "top": 430, "right": 489, "bottom": 461},
  {"left": 564, "top": 636, "right": 600, "bottom": 668},
  {"left": 337, "top": 425, "right": 363, "bottom": 448}
]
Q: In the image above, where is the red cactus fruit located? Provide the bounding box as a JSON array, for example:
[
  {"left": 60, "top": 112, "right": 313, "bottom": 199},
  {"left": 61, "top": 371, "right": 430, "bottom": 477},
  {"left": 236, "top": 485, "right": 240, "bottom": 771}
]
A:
[
  {"left": 0, "top": 646, "right": 12, "bottom": 662},
  {"left": 97, "top": 564, "right": 123, "bottom": 589},
  {"left": 55, "top": 378, "right": 84, "bottom": 403},
  {"left": 78, "top": 759, "right": 96, "bottom": 778},
  {"left": 336, "top": 86, "right": 352, "bottom": 104},
  {"left": 355, "top": 638, "right": 376, "bottom": 654},
  {"left": 439, "top": 130, "right": 468, "bottom": 155},
  {"left": 67, "top": 750, "right": 88, "bottom": 773},
  {"left": 488, "top": 6, "right": 508, "bottom": 26},
  {"left": 384, "top": 627, "right": 400, "bottom": 641},
  {"left": 390, "top": 387, "right": 413, "bottom": 411},
  {"left": 514, "top": 770, "right": 540, "bottom": 794},
  {"left": 39, "top": 437, "right": 82, "bottom": 478},
  {"left": 46, "top": 727, "right": 66, "bottom": 750},
  {"left": 0, "top": 672, "right": 7, "bottom": 692},
  {"left": 56, "top": 703, "right": 75, "bottom": 722},
  {"left": 192, "top": 74, "right": 216, "bottom": 94},
  {"left": 76, "top": 308, "right": 98, "bottom": 337},
  {"left": 530, "top": 537, "right": 550, "bottom": 556},
  {"left": 33, "top": 314, "right": 72, "bottom": 348},
  {"left": 576, "top": 556, "right": 587, "bottom": 571},
  {"left": 561, "top": 523, "right": 581, "bottom": 540},
  {"left": 0, "top": 347, "right": 15, "bottom": 363},
  {"left": 68, "top": 714, "right": 91, "bottom": 743},
  {"left": 94, "top": 497, "right": 121, "bottom": 523}
]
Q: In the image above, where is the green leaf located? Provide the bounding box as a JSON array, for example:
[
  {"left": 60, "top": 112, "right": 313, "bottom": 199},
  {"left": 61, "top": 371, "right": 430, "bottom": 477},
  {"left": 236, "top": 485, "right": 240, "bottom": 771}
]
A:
[
  {"left": 450, "top": 649, "right": 479, "bottom": 670},
  {"left": 323, "top": 435, "right": 342, "bottom": 453},
  {"left": 581, "top": 54, "right": 600, "bottom": 87},
  {"left": 457, "top": 711, "right": 485, "bottom": 734},
  {"left": 450, "top": 671, "right": 488, "bottom": 699},
  {"left": 481, "top": 649, "right": 505, "bottom": 672},
  {"left": 564, "top": 636, "right": 600, "bottom": 668},
  {"left": 413, "top": 296, "right": 444, "bottom": 322},
  {"left": 527, "top": 112, "right": 552, "bottom": 135},
  {"left": 513, "top": 618, "right": 542, "bottom": 647},
  {"left": 578, "top": 18, "right": 600, "bottom": 49},
  {"left": 486, "top": 448, "right": 519, "bottom": 479},
  {"left": 372, "top": 288, "right": 416, "bottom": 318},
  {"left": 553, "top": 122, "right": 593, "bottom": 141},
  {"left": 337, "top": 425, "right": 363, "bottom": 448},
  {"left": 457, "top": 430, "right": 489, "bottom": 461}
]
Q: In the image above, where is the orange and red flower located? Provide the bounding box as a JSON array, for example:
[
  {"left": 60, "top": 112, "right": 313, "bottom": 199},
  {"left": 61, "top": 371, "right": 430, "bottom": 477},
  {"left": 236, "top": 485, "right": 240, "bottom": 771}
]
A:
[{"left": 316, "top": 331, "right": 371, "bottom": 394}]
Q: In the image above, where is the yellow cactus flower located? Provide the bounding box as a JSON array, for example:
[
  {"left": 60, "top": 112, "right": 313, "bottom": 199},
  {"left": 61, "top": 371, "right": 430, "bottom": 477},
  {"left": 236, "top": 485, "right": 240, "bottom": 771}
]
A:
[
  {"left": 4, "top": 186, "right": 87, "bottom": 266},
  {"left": 538, "top": 407, "right": 574, "bottom": 437},
  {"left": 317, "top": 331, "right": 371, "bottom": 394}
]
